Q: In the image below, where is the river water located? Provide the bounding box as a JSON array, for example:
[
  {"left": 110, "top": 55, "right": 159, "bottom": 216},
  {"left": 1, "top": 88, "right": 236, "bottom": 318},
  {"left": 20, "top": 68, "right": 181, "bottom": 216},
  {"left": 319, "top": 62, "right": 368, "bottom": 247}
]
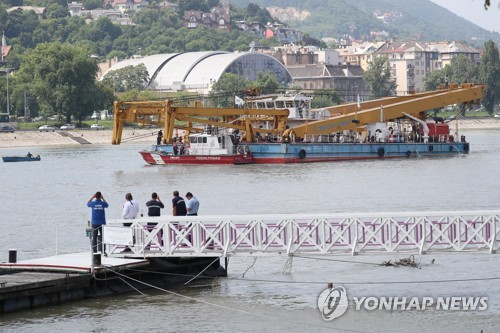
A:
[{"left": 1, "top": 129, "right": 500, "bottom": 332}]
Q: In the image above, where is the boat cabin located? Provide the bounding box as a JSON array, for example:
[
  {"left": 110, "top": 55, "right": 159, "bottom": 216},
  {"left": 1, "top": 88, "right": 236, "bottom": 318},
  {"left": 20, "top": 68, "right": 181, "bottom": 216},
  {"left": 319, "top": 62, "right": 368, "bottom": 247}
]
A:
[
  {"left": 186, "top": 132, "right": 238, "bottom": 155},
  {"left": 246, "top": 92, "right": 320, "bottom": 120}
]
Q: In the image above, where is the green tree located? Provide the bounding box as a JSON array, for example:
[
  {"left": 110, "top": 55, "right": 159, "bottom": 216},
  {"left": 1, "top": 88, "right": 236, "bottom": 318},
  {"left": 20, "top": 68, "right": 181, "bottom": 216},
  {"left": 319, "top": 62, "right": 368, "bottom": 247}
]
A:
[
  {"left": 82, "top": 0, "right": 102, "bottom": 10},
  {"left": 45, "top": 3, "right": 68, "bottom": 19},
  {"left": 448, "top": 55, "right": 479, "bottom": 84},
  {"left": 101, "top": 64, "right": 150, "bottom": 93},
  {"left": 424, "top": 66, "right": 453, "bottom": 90},
  {"left": 252, "top": 72, "right": 281, "bottom": 94},
  {"left": 15, "top": 42, "right": 109, "bottom": 123},
  {"left": 363, "top": 56, "right": 397, "bottom": 98},
  {"left": 209, "top": 73, "right": 248, "bottom": 107},
  {"left": 478, "top": 40, "right": 500, "bottom": 114},
  {"left": 311, "top": 89, "right": 342, "bottom": 108}
]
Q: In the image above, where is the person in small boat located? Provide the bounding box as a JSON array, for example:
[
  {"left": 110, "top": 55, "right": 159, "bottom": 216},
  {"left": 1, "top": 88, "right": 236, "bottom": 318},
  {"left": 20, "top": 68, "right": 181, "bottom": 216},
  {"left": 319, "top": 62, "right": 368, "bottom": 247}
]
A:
[{"left": 27, "top": 152, "right": 33, "bottom": 158}]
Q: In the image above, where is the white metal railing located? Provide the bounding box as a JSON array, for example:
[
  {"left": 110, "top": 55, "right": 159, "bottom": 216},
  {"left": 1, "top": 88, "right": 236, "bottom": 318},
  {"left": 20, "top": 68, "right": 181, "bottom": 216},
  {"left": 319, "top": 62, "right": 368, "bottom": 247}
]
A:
[{"left": 102, "top": 211, "right": 500, "bottom": 257}]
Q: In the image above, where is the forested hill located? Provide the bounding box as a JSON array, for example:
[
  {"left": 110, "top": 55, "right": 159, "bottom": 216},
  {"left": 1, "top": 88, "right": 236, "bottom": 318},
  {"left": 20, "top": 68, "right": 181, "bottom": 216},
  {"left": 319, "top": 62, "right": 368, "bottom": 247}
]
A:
[{"left": 231, "top": 0, "right": 500, "bottom": 46}]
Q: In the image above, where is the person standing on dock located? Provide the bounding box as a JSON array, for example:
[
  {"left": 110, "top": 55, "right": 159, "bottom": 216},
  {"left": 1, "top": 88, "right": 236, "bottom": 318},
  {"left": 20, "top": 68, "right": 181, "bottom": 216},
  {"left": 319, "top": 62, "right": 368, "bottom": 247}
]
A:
[
  {"left": 122, "top": 193, "right": 139, "bottom": 226},
  {"left": 146, "top": 192, "right": 165, "bottom": 246},
  {"left": 172, "top": 191, "right": 187, "bottom": 216},
  {"left": 185, "top": 192, "right": 199, "bottom": 216},
  {"left": 87, "top": 191, "right": 109, "bottom": 253}
]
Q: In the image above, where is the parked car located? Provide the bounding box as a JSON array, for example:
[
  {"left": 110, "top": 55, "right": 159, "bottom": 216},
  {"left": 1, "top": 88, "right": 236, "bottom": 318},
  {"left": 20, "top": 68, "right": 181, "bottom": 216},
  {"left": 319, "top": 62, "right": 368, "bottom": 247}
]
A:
[
  {"left": 60, "top": 124, "right": 76, "bottom": 130},
  {"left": 39, "top": 125, "right": 56, "bottom": 132},
  {"left": 90, "top": 124, "right": 105, "bottom": 130},
  {"left": 0, "top": 125, "right": 15, "bottom": 133}
]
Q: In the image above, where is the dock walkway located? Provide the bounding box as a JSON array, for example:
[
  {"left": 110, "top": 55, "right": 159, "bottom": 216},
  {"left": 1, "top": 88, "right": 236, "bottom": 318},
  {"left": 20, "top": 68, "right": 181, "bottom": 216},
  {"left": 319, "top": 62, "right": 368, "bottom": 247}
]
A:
[{"left": 102, "top": 210, "right": 500, "bottom": 258}]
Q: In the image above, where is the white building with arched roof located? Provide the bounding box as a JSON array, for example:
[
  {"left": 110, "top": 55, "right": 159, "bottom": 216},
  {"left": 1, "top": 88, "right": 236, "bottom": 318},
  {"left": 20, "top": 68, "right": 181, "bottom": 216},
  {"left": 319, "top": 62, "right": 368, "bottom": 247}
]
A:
[{"left": 101, "top": 51, "right": 293, "bottom": 93}]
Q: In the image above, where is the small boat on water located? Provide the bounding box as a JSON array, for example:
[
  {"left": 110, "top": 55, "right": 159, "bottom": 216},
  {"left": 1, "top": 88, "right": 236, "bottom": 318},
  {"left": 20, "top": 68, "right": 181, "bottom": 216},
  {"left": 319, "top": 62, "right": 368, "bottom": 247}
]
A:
[{"left": 2, "top": 155, "right": 41, "bottom": 162}]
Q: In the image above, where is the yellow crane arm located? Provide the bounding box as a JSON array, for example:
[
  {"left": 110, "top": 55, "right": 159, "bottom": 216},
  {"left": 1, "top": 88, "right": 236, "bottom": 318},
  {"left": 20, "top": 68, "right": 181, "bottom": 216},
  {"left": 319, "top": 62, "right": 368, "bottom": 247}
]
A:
[{"left": 284, "top": 84, "right": 484, "bottom": 139}]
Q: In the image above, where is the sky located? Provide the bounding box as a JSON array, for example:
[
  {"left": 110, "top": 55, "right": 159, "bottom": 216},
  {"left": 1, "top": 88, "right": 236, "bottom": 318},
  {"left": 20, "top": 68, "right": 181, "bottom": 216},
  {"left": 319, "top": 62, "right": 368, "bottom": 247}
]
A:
[{"left": 430, "top": 0, "right": 499, "bottom": 32}]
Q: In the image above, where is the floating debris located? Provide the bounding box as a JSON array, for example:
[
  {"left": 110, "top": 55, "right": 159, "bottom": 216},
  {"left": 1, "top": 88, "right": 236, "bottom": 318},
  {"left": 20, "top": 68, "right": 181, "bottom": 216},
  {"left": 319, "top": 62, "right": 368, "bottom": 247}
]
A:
[{"left": 382, "top": 255, "right": 420, "bottom": 268}]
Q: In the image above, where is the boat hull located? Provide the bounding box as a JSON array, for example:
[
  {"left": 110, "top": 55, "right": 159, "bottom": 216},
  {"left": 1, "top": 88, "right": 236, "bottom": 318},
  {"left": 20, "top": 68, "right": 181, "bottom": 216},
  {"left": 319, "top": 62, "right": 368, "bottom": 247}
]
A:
[
  {"left": 139, "top": 151, "right": 255, "bottom": 165},
  {"left": 2, "top": 156, "right": 41, "bottom": 162},
  {"left": 140, "top": 142, "right": 469, "bottom": 165}
]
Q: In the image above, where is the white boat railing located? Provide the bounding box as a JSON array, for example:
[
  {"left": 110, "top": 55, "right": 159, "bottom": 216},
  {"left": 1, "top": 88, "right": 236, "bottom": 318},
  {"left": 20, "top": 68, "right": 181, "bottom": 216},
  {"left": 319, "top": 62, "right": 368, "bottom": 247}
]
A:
[{"left": 102, "top": 211, "right": 500, "bottom": 258}]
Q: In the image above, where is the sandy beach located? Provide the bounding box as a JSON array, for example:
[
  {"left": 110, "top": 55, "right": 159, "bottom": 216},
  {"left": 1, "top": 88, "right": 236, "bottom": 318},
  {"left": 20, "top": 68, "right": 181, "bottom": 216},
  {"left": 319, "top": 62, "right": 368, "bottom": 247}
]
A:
[{"left": 0, "top": 118, "right": 499, "bottom": 148}]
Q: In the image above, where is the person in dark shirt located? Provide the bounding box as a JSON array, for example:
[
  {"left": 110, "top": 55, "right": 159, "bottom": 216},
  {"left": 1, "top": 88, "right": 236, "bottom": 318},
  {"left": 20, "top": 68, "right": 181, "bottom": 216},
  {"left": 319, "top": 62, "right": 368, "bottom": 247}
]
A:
[
  {"left": 172, "top": 190, "right": 187, "bottom": 216},
  {"left": 146, "top": 192, "right": 164, "bottom": 247},
  {"left": 157, "top": 130, "right": 163, "bottom": 145},
  {"left": 147, "top": 192, "right": 164, "bottom": 217}
]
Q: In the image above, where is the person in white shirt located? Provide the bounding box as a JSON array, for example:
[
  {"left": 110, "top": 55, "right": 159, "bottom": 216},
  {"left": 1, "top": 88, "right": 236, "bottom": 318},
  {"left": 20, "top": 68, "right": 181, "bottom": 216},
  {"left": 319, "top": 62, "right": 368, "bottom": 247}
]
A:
[{"left": 122, "top": 193, "right": 140, "bottom": 226}]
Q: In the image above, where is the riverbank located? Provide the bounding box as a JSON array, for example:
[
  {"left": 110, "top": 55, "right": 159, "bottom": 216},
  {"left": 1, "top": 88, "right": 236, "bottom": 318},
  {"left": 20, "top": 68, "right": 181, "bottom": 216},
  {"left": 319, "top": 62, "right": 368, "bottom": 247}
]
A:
[
  {"left": 1, "top": 119, "right": 499, "bottom": 148},
  {"left": 0, "top": 128, "right": 158, "bottom": 148}
]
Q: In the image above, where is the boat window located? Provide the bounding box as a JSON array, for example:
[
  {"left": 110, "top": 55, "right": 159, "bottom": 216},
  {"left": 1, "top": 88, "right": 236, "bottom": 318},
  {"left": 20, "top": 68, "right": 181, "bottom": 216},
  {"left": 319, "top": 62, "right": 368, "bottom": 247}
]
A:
[
  {"left": 196, "top": 137, "right": 202, "bottom": 144},
  {"left": 203, "top": 137, "right": 207, "bottom": 143},
  {"left": 285, "top": 101, "right": 293, "bottom": 108},
  {"left": 218, "top": 137, "right": 221, "bottom": 143},
  {"left": 276, "top": 101, "right": 284, "bottom": 108},
  {"left": 190, "top": 137, "right": 196, "bottom": 143},
  {"left": 257, "top": 102, "right": 266, "bottom": 109},
  {"left": 266, "top": 102, "right": 274, "bottom": 108}
]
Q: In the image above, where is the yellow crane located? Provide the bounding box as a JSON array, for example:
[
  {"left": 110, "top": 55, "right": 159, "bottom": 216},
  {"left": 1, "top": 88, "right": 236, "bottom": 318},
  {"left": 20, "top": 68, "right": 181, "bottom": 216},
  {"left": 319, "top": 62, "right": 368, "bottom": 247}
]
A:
[
  {"left": 111, "top": 100, "right": 289, "bottom": 144},
  {"left": 112, "top": 84, "right": 484, "bottom": 145},
  {"left": 283, "top": 84, "right": 484, "bottom": 140}
]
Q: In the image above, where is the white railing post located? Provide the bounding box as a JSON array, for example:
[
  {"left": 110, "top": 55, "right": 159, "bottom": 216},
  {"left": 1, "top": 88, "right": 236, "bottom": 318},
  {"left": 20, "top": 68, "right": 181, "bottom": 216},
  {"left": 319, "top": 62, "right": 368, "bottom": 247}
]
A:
[{"left": 352, "top": 218, "right": 358, "bottom": 256}]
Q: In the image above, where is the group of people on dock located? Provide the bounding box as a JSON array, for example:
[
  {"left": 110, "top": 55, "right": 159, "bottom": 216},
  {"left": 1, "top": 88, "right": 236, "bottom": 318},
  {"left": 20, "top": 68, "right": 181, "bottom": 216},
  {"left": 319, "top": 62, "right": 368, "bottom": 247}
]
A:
[{"left": 86, "top": 190, "right": 199, "bottom": 253}]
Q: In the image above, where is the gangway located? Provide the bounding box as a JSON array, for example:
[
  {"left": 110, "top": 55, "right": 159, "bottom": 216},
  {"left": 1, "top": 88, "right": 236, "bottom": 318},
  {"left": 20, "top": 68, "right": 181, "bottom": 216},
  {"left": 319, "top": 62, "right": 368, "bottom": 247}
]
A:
[{"left": 102, "top": 210, "right": 500, "bottom": 258}]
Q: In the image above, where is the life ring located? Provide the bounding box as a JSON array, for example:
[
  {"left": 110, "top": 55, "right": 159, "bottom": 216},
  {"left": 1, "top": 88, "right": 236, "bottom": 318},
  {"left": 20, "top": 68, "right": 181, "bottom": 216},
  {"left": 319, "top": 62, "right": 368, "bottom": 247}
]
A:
[
  {"left": 428, "top": 145, "right": 434, "bottom": 152},
  {"left": 244, "top": 146, "right": 250, "bottom": 154},
  {"left": 377, "top": 147, "right": 385, "bottom": 157},
  {"left": 406, "top": 150, "right": 411, "bottom": 157},
  {"left": 299, "top": 149, "right": 307, "bottom": 159}
]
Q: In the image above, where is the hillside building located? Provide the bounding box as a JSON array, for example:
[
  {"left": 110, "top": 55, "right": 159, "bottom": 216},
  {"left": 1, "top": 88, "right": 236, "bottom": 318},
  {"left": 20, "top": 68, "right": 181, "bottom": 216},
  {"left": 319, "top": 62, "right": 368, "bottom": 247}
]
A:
[
  {"left": 183, "top": 2, "right": 231, "bottom": 32},
  {"left": 425, "top": 41, "right": 481, "bottom": 68},
  {"left": 6, "top": 6, "right": 45, "bottom": 19},
  {"left": 1, "top": 32, "right": 11, "bottom": 64},
  {"left": 286, "top": 64, "right": 367, "bottom": 103}
]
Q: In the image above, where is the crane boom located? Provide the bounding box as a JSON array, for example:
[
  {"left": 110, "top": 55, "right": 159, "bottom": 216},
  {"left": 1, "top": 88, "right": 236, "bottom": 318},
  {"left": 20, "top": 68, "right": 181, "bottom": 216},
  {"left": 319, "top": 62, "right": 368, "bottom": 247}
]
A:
[{"left": 283, "top": 84, "right": 484, "bottom": 139}]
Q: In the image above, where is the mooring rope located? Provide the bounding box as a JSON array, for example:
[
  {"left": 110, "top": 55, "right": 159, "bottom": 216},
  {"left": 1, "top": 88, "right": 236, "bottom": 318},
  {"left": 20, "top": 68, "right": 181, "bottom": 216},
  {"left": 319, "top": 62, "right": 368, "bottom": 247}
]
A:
[{"left": 101, "top": 266, "right": 369, "bottom": 333}]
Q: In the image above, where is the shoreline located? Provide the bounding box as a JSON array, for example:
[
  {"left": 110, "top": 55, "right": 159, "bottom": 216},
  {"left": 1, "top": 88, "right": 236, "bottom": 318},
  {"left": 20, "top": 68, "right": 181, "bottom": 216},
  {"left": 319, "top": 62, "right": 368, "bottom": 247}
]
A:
[{"left": 1, "top": 119, "right": 499, "bottom": 149}]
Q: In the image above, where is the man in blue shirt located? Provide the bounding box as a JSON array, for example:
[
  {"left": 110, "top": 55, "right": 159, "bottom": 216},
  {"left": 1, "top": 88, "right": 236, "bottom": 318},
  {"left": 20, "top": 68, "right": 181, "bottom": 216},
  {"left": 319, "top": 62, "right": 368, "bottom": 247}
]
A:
[
  {"left": 185, "top": 192, "right": 199, "bottom": 216},
  {"left": 87, "top": 191, "right": 109, "bottom": 253}
]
